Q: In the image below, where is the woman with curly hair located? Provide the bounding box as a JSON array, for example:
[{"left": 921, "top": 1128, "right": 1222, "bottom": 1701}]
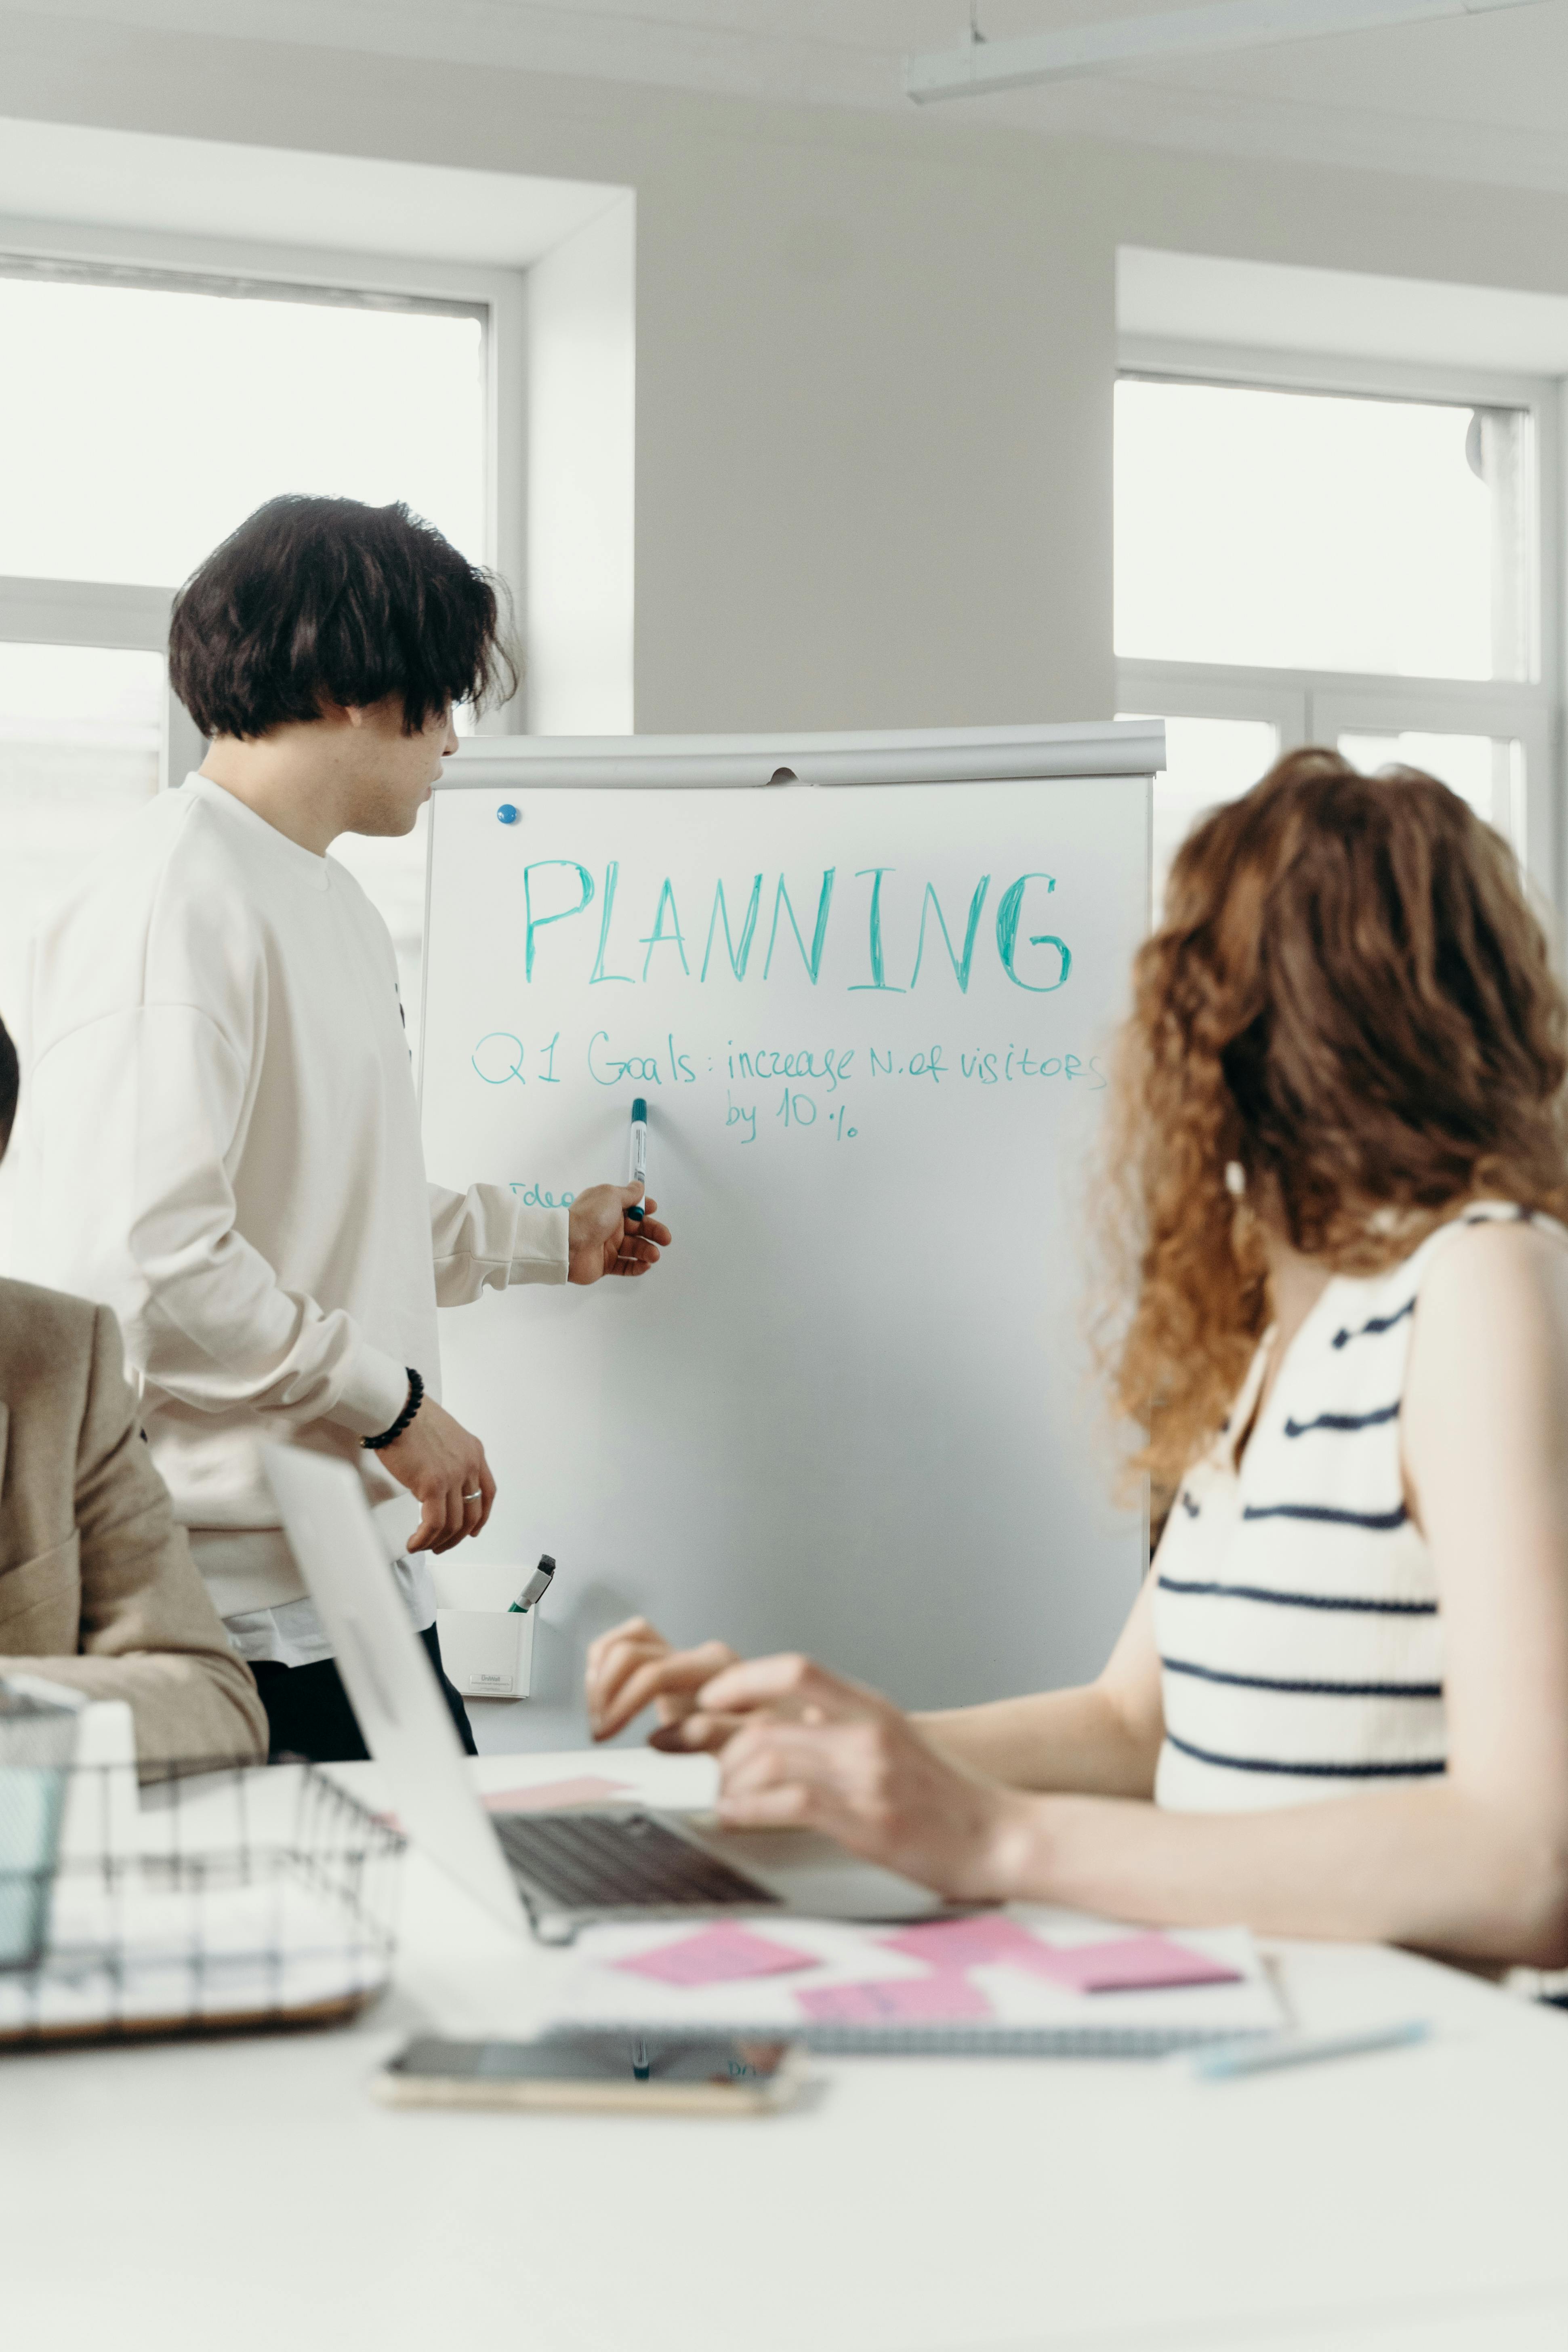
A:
[{"left": 586, "top": 750, "right": 1568, "bottom": 1969}]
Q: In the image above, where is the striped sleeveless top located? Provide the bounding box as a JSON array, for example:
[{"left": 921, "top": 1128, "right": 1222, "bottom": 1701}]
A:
[{"left": 1152, "top": 1201, "right": 1565, "bottom": 1812}]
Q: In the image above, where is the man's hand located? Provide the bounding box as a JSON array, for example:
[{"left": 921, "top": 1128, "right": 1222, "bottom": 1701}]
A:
[
  {"left": 380, "top": 1396, "right": 496, "bottom": 1554},
  {"left": 585, "top": 1615, "right": 743, "bottom": 1751},
  {"left": 568, "top": 1185, "right": 672, "bottom": 1284}
]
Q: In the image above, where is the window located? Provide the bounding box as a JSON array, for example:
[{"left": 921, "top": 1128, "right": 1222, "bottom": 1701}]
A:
[
  {"left": 1120, "top": 713, "right": 1282, "bottom": 916},
  {"left": 1116, "top": 378, "right": 1531, "bottom": 681},
  {"left": 0, "top": 265, "right": 485, "bottom": 588},
  {"left": 1334, "top": 733, "right": 1522, "bottom": 834},
  {"left": 1115, "top": 362, "right": 1554, "bottom": 923},
  {"left": 0, "top": 643, "right": 165, "bottom": 1024},
  {"left": 0, "top": 258, "right": 493, "bottom": 1071}
]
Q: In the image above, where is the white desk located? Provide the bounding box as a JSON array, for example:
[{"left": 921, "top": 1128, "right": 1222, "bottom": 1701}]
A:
[{"left": 6, "top": 1747, "right": 1568, "bottom": 2352}]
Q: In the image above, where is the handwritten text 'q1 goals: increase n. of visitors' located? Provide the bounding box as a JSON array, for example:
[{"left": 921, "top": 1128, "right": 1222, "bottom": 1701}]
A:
[{"left": 467, "top": 860, "right": 1108, "bottom": 1152}]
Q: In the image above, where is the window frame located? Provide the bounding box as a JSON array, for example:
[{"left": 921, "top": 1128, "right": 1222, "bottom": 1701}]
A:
[
  {"left": 0, "top": 219, "right": 525, "bottom": 778},
  {"left": 1116, "top": 338, "right": 1562, "bottom": 918}
]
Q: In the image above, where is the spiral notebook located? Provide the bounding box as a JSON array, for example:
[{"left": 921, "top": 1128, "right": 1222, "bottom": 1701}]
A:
[{"left": 539, "top": 1909, "right": 1286, "bottom": 2057}]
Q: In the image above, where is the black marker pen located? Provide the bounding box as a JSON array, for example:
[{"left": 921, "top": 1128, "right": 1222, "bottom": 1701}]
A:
[{"left": 509, "top": 1554, "right": 555, "bottom": 1614}]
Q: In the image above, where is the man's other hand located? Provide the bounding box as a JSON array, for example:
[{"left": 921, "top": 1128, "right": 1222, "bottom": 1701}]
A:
[
  {"left": 568, "top": 1184, "right": 672, "bottom": 1284},
  {"left": 380, "top": 1396, "right": 496, "bottom": 1554}
]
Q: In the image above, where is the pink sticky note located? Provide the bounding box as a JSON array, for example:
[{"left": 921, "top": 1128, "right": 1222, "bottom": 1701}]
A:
[
  {"left": 795, "top": 1974, "right": 994, "bottom": 2026},
  {"left": 613, "top": 1924, "right": 818, "bottom": 1988},
  {"left": 880, "top": 1915, "right": 1053, "bottom": 1972},
  {"left": 1024, "top": 1932, "right": 1242, "bottom": 1994},
  {"left": 483, "top": 1777, "right": 631, "bottom": 1814}
]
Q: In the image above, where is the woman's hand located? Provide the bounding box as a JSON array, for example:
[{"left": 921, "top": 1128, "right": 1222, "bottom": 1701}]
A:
[
  {"left": 584, "top": 1616, "right": 745, "bottom": 1751},
  {"left": 699, "top": 1652, "right": 1028, "bottom": 1903}
]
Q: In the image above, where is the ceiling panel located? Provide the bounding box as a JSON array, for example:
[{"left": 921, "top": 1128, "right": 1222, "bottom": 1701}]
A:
[{"left": 15, "top": 0, "right": 1568, "bottom": 195}]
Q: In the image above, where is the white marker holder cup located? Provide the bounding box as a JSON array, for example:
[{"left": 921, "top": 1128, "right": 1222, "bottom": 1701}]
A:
[{"left": 428, "top": 1562, "right": 538, "bottom": 1703}]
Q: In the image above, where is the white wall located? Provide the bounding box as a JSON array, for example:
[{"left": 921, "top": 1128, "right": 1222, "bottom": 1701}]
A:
[{"left": 526, "top": 193, "right": 636, "bottom": 734}]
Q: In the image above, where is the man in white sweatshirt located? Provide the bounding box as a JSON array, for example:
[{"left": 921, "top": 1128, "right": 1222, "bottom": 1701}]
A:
[{"left": 18, "top": 494, "right": 672, "bottom": 1761}]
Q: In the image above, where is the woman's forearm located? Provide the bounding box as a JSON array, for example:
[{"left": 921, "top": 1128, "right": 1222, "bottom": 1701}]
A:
[
  {"left": 987, "top": 1781, "right": 1568, "bottom": 1969},
  {"left": 916, "top": 1684, "right": 1159, "bottom": 1798}
]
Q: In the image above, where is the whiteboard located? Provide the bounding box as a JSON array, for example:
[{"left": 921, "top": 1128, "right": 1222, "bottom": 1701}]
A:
[{"left": 420, "top": 726, "right": 1155, "bottom": 1746}]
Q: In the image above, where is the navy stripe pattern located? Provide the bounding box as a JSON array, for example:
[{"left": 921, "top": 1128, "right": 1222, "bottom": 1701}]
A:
[
  {"left": 1330, "top": 1297, "right": 1415, "bottom": 1350},
  {"left": 1157, "top": 1574, "right": 1436, "bottom": 1615},
  {"left": 1160, "top": 1655, "right": 1443, "bottom": 1699},
  {"left": 1241, "top": 1501, "right": 1409, "bottom": 1530},
  {"left": 1151, "top": 1203, "right": 1565, "bottom": 1814},
  {"left": 1283, "top": 1402, "right": 1399, "bottom": 1437},
  {"left": 1163, "top": 1732, "right": 1448, "bottom": 1782}
]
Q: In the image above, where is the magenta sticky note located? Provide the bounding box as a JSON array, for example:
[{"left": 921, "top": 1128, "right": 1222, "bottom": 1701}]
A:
[
  {"left": 794, "top": 1974, "right": 994, "bottom": 2026},
  {"left": 1025, "top": 1933, "right": 1242, "bottom": 1994},
  {"left": 880, "top": 1915, "right": 1051, "bottom": 1972},
  {"left": 612, "top": 1924, "right": 818, "bottom": 1989}
]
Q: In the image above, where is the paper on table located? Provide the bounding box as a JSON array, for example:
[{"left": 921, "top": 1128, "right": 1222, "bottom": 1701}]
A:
[
  {"left": 796, "top": 1973, "right": 993, "bottom": 2026},
  {"left": 0, "top": 1876, "right": 388, "bottom": 2040},
  {"left": 613, "top": 1923, "right": 818, "bottom": 1988},
  {"left": 482, "top": 1777, "right": 631, "bottom": 1814},
  {"left": 378, "top": 1774, "right": 631, "bottom": 1833},
  {"left": 1024, "top": 1933, "right": 1242, "bottom": 1994}
]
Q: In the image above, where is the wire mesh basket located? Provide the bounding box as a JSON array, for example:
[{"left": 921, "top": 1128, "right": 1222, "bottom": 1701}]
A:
[{"left": 0, "top": 1730, "right": 405, "bottom": 2049}]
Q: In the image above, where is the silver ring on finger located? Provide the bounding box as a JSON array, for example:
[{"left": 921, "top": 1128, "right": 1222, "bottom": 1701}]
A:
[{"left": 462, "top": 1490, "right": 483, "bottom": 1501}]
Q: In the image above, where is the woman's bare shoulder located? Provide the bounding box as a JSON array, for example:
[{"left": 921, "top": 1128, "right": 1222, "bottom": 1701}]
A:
[
  {"left": 1410, "top": 1214, "right": 1568, "bottom": 1399},
  {"left": 1421, "top": 1213, "right": 1568, "bottom": 1300}
]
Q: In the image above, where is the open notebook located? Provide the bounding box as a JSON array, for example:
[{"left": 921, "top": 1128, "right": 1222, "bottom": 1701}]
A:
[{"left": 538, "top": 1909, "right": 1287, "bottom": 2057}]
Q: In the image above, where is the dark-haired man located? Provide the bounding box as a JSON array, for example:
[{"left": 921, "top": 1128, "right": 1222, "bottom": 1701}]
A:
[{"left": 17, "top": 496, "right": 671, "bottom": 1762}]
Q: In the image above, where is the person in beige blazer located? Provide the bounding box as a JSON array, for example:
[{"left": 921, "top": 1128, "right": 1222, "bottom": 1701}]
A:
[{"left": 0, "top": 1015, "right": 265, "bottom": 1763}]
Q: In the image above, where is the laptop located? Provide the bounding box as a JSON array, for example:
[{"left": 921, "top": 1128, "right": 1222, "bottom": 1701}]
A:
[{"left": 263, "top": 1445, "right": 948, "bottom": 1945}]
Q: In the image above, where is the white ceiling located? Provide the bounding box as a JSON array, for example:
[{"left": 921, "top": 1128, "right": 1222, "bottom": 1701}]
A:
[{"left": 12, "top": 0, "right": 1568, "bottom": 198}]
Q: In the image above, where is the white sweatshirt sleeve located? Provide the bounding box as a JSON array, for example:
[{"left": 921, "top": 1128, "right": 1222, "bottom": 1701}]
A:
[
  {"left": 429, "top": 1184, "right": 570, "bottom": 1306},
  {"left": 25, "top": 1003, "right": 410, "bottom": 1440}
]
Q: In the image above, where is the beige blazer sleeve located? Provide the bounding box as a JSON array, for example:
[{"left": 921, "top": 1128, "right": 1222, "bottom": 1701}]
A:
[{"left": 0, "top": 1301, "right": 266, "bottom": 1763}]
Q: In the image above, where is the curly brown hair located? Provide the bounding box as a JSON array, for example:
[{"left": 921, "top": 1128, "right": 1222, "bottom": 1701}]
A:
[{"left": 1100, "top": 746, "right": 1568, "bottom": 1493}]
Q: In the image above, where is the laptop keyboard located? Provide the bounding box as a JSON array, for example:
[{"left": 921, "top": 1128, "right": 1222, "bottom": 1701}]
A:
[{"left": 493, "top": 1810, "right": 779, "bottom": 1911}]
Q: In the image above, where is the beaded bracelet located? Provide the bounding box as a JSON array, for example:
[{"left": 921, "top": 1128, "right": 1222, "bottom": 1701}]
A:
[{"left": 362, "top": 1367, "right": 425, "bottom": 1452}]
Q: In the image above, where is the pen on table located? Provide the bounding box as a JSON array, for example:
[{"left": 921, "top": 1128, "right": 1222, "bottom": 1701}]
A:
[
  {"left": 627, "top": 1096, "right": 648, "bottom": 1224},
  {"left": 508, "top": 1554, "right": 555, "bottom": 1614},
  {"left": 1189, "top": 2018, "right": 1431, "bottom": 2082}
]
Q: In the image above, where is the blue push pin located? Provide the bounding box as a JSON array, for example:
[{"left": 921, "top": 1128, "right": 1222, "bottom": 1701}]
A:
[{"left": 497, "top": 803, "right": 519, "bottom": 826}]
